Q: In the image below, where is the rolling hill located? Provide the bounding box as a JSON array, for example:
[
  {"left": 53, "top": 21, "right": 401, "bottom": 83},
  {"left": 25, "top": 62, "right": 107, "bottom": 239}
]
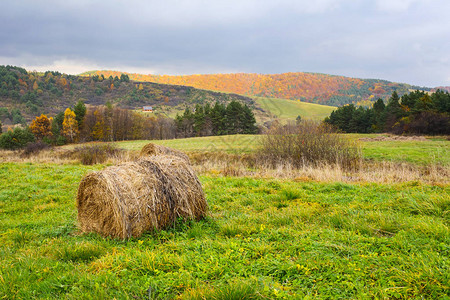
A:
[
  {"left": 86, "top": 70, "right": 431, "bottom": 106},
  {"left": 253, "top": 96, "right": 335, "bottom": 123},
  {"left": 0, "top": 66, "right": 254, "bottom": 122},
  {"left": 0, "top": 66, "right": 333, "bottom": 127}
]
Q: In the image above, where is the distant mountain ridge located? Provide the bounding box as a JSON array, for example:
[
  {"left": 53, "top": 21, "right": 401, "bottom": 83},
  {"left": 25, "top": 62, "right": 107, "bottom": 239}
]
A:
[
  {"left": 84, "top": 70, "right": 431, "bottom": 106},
  {"left": 0, "top": 66, "right": 253, "bottom": 123},
  {"left": 0, "top": 65, "right": 333, "bottom": 127},
  {"left": 432, "top": 86, "right": 450, "bottom": 93}
]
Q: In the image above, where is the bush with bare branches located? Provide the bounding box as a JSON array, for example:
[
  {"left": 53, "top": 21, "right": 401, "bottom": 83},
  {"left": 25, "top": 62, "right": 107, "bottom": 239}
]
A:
[{"left": 258, "top": 121, "right": 361, "bottom": 169}]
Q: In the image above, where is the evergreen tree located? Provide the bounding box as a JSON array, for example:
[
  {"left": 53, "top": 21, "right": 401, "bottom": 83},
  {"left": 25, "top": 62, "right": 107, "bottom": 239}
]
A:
[
  {"left": 373, "top": 98, "right": 385, "bottom": 114},
  {"left": 74, "top": 100, "right": 86, "bottom": 130},
  {"left": 52, "top": 111, "right": 64, "bottom": 135},
  {"left": 372, "top": 98, "right": 386, "bottom": 132},
  {"left": 413, "top": 94, "right": 434, "bottom": 113},
  {"left": 385, "top": 91, "right": 403, "bottom": 131},
  {"left": 401, "top": 90, "right": 425, "bottom": 111},
  {"left": 431, "top": 89, "right": 450, "bottom": 113},
  {"left": 180, "top": 108, "right": 194, "bottom": 137},
  {"left": 120, "top": 74, "right": 130, "bottom": 82},
  {"left": 175, "top": 101, "right": 257, "bottom": 136},
  {"left": 349, "top": 107, "right": 368, "bottom": 133},
  {"left": 241, "top": 104, "right": 258, "bottom": 134},
  {"left": 324, "top": 90, "right": 449, "bottom": 135},
  {"left": 225, "top": 100, "right": 243, "bottom": 134},
  {"left": 211, "top": 102, "right": 226, "bottom": 135},
  {"left": 386, "top": 91, "right": 402, "bottom": 117},
  {"left": 193, "top": 104, "right": 205, "bottom": 136},
  {"left": 10, "top": 108, "right": 25, "bottom": 125},
  {"left": 0, "top": 127, "right": 35, "bottom": 150},
  {"left": 334, "top": 104, "right": 356, "bottom": 132},
  {"left": 202, "top": 103, "right": 213, "bottom": 136}
]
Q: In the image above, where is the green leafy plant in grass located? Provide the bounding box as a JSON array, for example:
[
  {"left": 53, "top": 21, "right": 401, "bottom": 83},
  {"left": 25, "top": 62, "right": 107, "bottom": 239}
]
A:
[
  {"left": 282, "top": 188, "right": 302, "bottom": 200},
  {"left": 220, "top": 223, "right": 244, "bottom": 237},
  {"left": 182, "top": 282, "right": 260, "bottom": 300},
  {"left": 10, "top": 229, "right": 35, "bottom": 246},
  {"left": 55, "top": 242, "right": 105, "bottom": 262}
]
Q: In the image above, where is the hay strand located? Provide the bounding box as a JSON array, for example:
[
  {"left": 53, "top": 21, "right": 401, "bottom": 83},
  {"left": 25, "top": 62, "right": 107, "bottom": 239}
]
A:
[{"left": 77, "top": 155, "right": 207, "bottom": 239}]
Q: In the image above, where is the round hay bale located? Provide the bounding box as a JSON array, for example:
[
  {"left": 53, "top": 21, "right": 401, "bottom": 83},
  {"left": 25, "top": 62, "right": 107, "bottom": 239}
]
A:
[
  {"left": 77, "top": 155, "right": 207, "bottom": 239},
  {"left": 140, "top": 143, "right": 190, "bottom": 163}
]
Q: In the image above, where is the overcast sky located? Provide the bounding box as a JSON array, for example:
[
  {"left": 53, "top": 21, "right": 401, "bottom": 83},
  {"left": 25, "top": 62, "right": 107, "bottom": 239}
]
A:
[{"left": 1, "top": 0, "right": 449, "bottom": 87}]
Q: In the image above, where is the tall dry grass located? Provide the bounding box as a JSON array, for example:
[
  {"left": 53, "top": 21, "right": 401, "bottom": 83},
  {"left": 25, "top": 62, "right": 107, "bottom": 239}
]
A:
[
  {"left": 0, "top": 144, "right": 137, "bottom": 165},
  {"left": 0, "top": 140, "right": 448, "bottom": 184},
  {"left": 258, "top": 121, "right": 361, "bottom": 170}
]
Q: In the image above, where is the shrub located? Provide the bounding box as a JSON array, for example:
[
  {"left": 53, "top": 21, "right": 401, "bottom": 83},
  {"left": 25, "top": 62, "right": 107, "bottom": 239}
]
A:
[
  {"left": 408, "top": 111, "right": 450, "bottom": 135},
  {"left": 258, "top": 121, "right": 361, "bottom": 169},
  {"left": 73, "top": 144, "right": 122, "bottom": 165},
  {"left": 0, "top": 127, "right": 35, "bottom": 150},
  {"left": 21, "top": 141, "right": 51, "bottom": 157}
]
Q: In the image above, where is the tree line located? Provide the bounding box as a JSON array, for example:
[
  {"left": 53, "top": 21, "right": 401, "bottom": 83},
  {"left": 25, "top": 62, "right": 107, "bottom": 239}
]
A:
[
  {"left": 174, "top": 101, "right": 258, "bottom": 138},
  {"left": 325, "top": 90, "right": 450, "bottom": 135},
  {"left": 0, "top": 100, "right": 258, "bottom": 150}
]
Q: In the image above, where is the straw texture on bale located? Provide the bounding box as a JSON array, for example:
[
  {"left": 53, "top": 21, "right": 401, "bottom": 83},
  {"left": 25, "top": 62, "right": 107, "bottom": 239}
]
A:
[
  {"left": 140, "top": 143, "right": 190, "bottom": 163},
  {"left": 77, "top": 155, "right": 207, "bottom": 239}
]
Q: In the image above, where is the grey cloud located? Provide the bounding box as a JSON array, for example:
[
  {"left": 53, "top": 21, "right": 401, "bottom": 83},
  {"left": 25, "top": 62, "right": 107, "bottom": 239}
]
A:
[{"left": 0, "top": 0, "right": 449, "bottom": 86}]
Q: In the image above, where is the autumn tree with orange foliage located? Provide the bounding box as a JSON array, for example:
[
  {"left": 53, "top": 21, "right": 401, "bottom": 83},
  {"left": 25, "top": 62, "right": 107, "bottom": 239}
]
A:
[
  {"left": 30, "top": 114, "right": 52, "bottom": 140},
  {"left": 62, "top": 108, "right": 79, "bottom": 142}
]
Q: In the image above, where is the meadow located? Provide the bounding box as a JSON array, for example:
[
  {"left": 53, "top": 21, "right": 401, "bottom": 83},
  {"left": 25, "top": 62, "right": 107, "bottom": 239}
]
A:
[
  {"left": 253, "top": 97, "right": 336, "bottom": 122},
  {"left": 0, "top": 134, "right": 449, "bottom": 299},
  {"left": 60, "top": 134, "right": 450, "bottom": 166}
]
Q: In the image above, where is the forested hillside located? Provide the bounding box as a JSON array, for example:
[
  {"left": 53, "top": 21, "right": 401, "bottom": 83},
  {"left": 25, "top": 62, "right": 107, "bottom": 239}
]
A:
[
  {"left": 88, "top": 70, "right": 430, "bottom": 106},
  {"left": 0, "top": 65, "right": 253, "bottom": 124},
  {"left": 325, "top": 90, "right": 450, "bottom": 135}
]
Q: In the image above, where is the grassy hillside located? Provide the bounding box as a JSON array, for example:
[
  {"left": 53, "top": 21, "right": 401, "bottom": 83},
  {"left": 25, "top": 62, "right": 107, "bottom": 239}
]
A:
[
  {"left": 89, "top": 70, "right": 430, "bottom": 106},
  {"left": 254, "top": 96, "right": 336, "bottom": 122}
]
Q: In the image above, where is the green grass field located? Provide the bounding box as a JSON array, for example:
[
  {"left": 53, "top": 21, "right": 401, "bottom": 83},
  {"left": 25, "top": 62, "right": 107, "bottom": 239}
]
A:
[
  {"left": 362, "top": 140, "right": 450, "bottom": 166},
  {"left": 1, "top": 163, "right": 448, "bottom": 299},
  {"left": 116, "top": 135, "right": 261, "bottom": 153},
  {"left": 253, "top": 96, "right": 336, "bottom": 122},
  {"left": 1, "top": 134, "right": 449, "bottom": 298},
  {"left": 103, "top": 134, "right": 450, "bottom": 166}
]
